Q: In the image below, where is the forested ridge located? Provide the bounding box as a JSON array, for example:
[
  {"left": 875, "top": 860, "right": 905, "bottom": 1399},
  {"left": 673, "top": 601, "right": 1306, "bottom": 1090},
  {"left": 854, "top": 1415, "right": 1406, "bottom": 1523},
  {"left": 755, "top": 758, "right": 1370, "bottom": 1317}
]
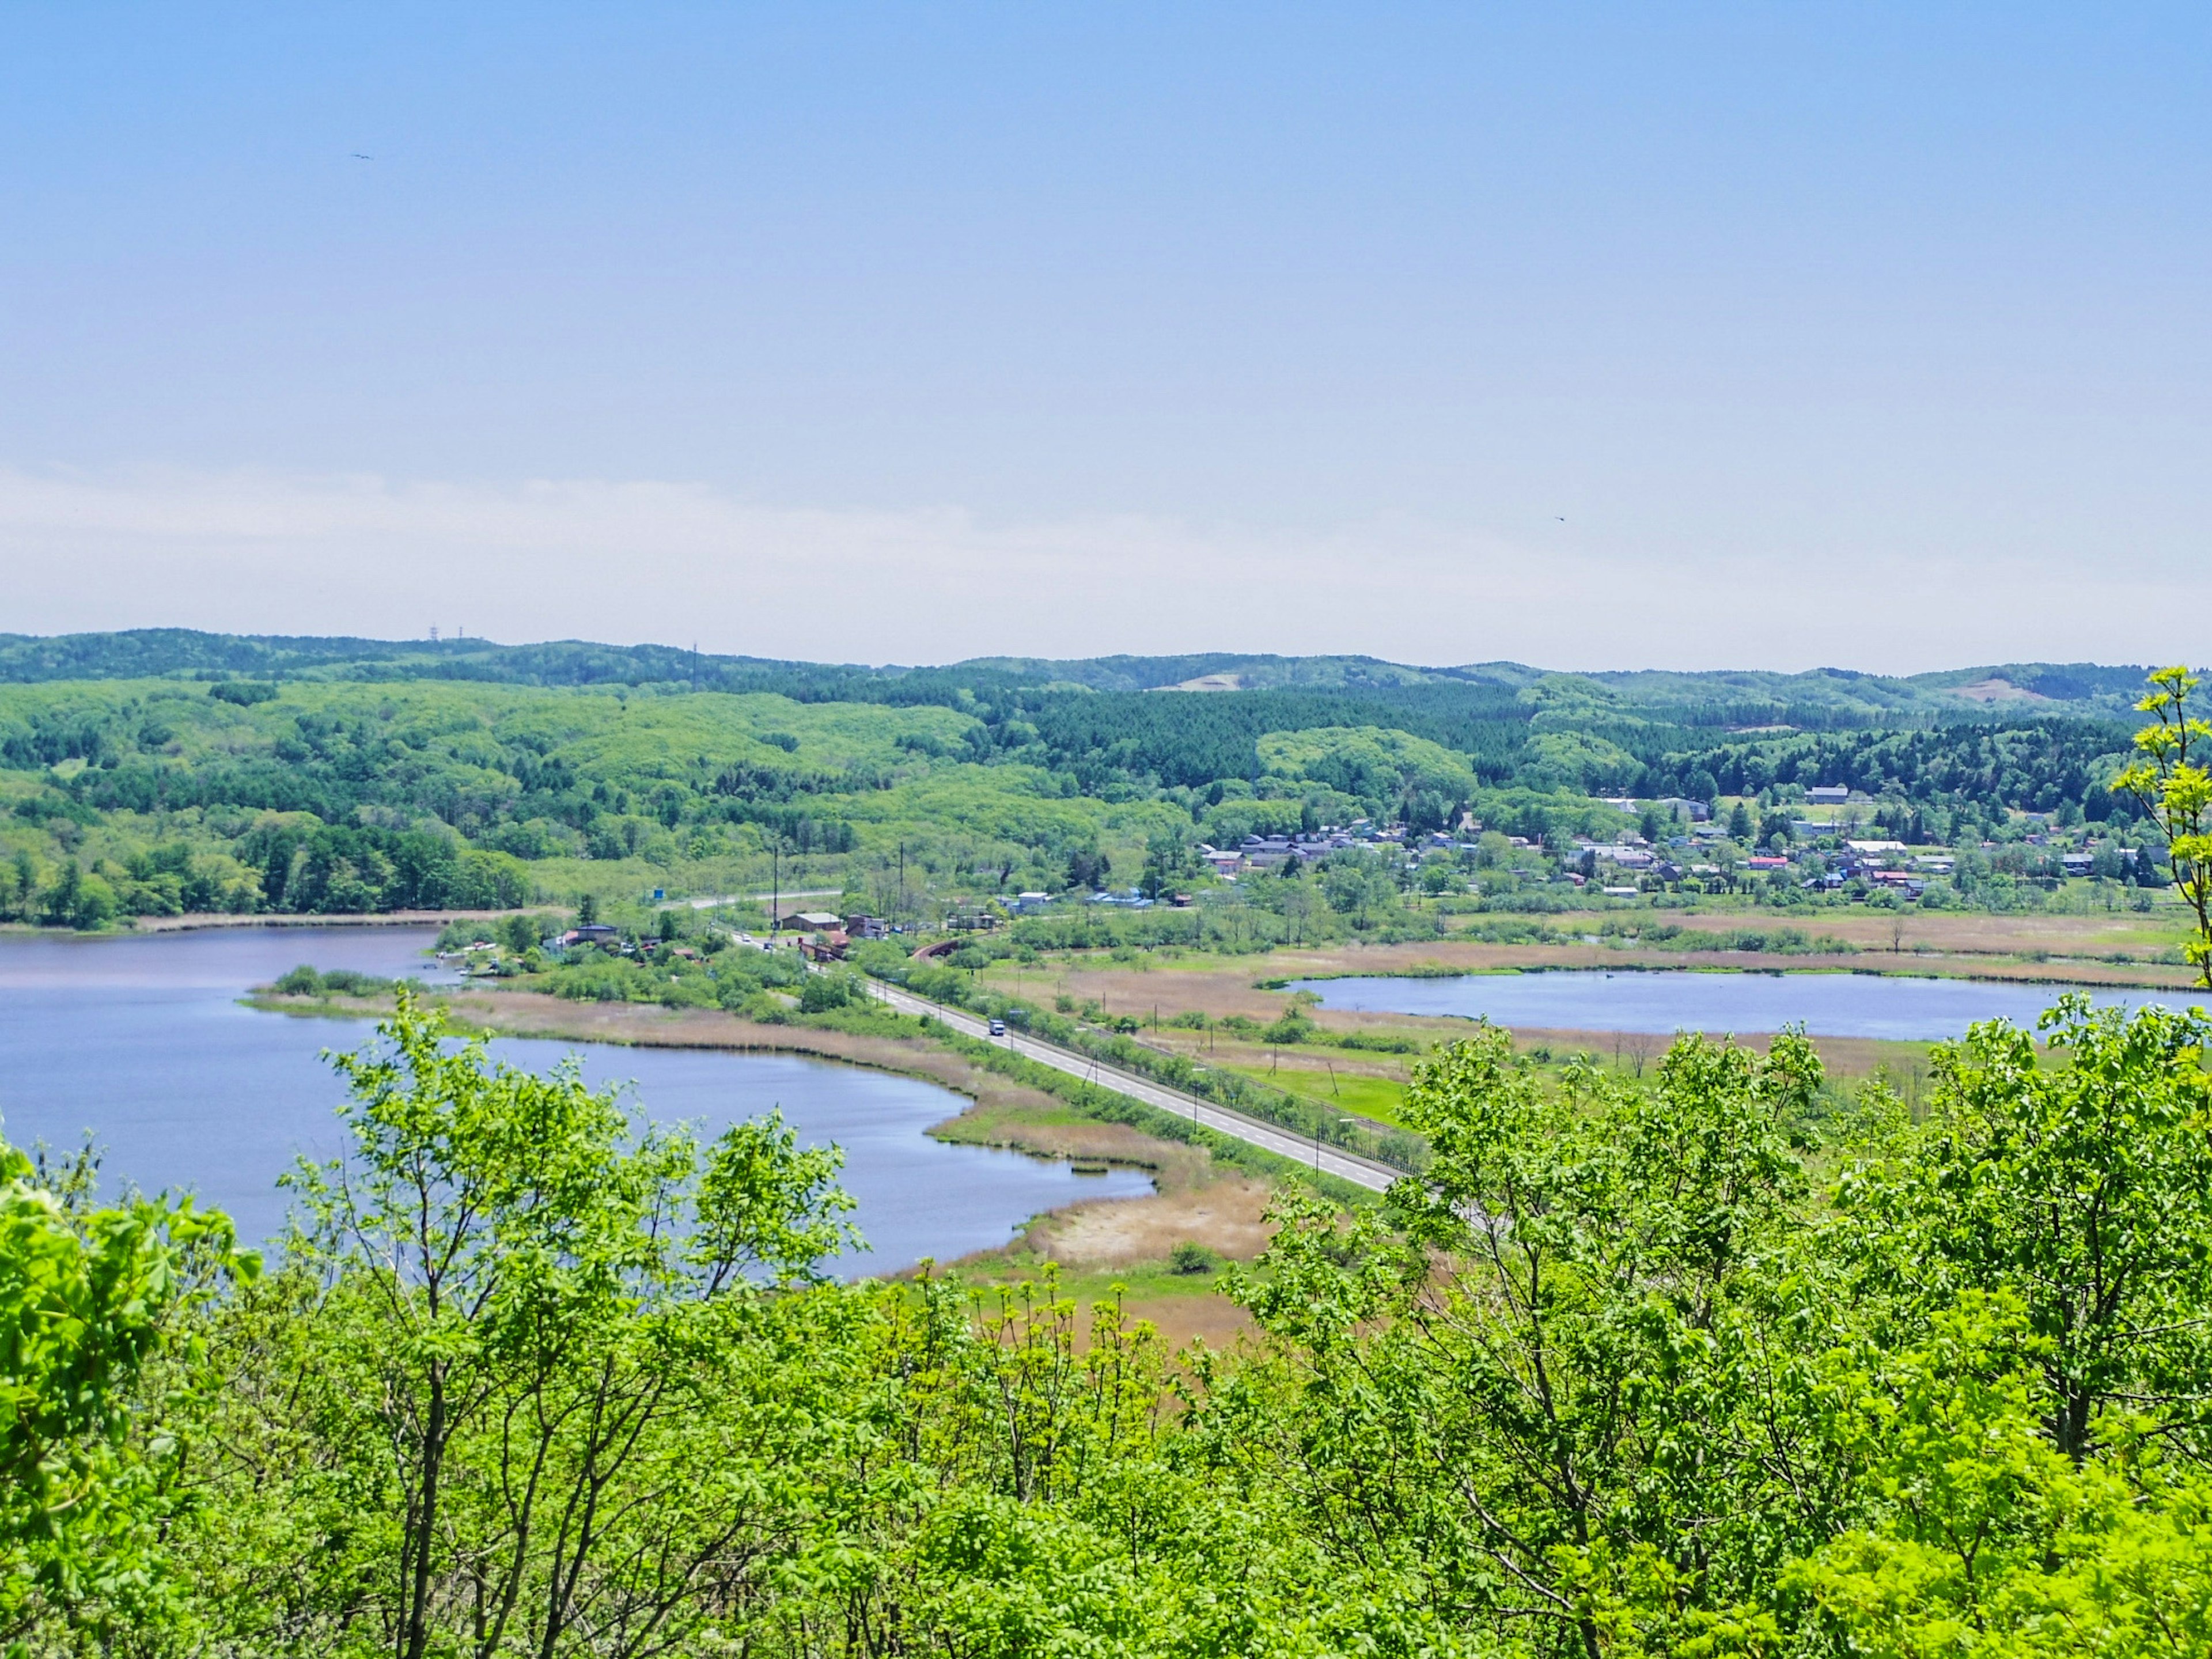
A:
[
  {"left": 0, "top": 631, "right": 2162, "bottom": 929},
  {"left": 0, "top": 631, "right": 2156, "bottom": 724}
]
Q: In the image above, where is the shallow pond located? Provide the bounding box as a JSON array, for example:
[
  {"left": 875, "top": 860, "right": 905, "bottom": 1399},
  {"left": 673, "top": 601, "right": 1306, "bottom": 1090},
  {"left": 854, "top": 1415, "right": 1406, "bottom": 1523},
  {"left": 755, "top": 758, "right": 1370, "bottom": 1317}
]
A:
[
  {"left": 0, "top": 927, "right": 1147, "bottom": 1268},
  {"left": 1290, "top": 968, "right": 2198, "bottom": 1043}
]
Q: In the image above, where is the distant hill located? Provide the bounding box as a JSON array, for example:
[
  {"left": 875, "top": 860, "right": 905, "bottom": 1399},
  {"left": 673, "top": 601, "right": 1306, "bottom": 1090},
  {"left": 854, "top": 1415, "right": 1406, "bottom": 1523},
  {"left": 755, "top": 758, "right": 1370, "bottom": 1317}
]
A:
[
  {"left": 0, "top": 631, "right": 2156, "bottom": 725},
  {"left": 0, "top": 630, "right": 2160, "bottom": 931}
]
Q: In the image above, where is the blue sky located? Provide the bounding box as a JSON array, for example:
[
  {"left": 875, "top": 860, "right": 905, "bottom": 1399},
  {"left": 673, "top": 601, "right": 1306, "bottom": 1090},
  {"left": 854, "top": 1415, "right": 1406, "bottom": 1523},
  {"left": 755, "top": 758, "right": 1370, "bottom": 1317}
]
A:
[{"left": 3, "top": 4, "right": 2207, "bottom": 669}]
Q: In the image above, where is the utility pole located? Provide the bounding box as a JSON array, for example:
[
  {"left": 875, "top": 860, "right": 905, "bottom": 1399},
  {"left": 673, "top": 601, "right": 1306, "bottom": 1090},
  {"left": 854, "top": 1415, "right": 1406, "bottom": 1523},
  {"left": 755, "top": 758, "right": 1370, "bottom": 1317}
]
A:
[
  {"left": 770, "top": 838, "right": 782, "bottom": 941},
  {"left": 1316, "top": 1116, "right": 1353, "bottom": 1173}
]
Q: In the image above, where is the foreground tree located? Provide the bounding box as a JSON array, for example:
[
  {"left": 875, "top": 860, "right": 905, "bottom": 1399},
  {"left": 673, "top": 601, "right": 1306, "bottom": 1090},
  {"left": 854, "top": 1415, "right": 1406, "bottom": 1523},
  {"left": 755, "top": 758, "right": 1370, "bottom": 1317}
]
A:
[
  {"left": 183, "top": 993, "right": 857, "bottom": 1658},
  {"left": 0, "top": 1138, "right": 248, "bottom": 1648},
  {"left": 1840, "top": 996, "right": 2212, "bottom": 1464},
  {"left": 1774, "top": 1295, "right": 2212, "bottom": 1656},
  {"left": 2117, "top": 665, "right": 2212, "bottom": 990},
  {"left": 1217, "top": 1025, "right": 1843, "bottom": 1657}
]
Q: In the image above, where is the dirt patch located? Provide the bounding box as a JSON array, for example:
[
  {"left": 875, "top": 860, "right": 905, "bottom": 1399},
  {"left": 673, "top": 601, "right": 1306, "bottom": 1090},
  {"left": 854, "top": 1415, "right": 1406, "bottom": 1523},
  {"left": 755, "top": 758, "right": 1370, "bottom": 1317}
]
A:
[
  {"left": 1024, "top": 1176, "right": 1274, "bottom": 1270},
  {"left": 1952, "top": 676, "right": 2050, "bottom": 703}
]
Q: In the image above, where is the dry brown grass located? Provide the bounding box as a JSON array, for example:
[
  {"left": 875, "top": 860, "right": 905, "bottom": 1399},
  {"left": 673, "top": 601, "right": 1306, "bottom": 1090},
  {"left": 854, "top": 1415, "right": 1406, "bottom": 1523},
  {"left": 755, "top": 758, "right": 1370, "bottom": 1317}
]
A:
[
  {"left": 1119, "top": 1290, "right": 1257, "bottom": 1352},
  {"left": 1647, "top": 907, "right": 2188, "bottom": 960},
  {"left": 997, "top": 933, "right": 2200, "bottom": 1040},
  {"left": 1024, "top": 1177, "right": 1274, "bottom": 1269},
  {"left": 436, "top": 992, "right": 944, "bottom": 1066}
]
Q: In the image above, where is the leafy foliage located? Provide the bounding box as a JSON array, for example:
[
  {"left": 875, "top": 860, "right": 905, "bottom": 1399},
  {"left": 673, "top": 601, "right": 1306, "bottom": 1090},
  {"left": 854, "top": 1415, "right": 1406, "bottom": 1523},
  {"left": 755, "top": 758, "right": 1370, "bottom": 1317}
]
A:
[
  {"left": 0, "top": 1138, "right": 252, "bottom": 1645},
  {"left": 2116, "top": 665, "right": 2212, "bottom": 987}
]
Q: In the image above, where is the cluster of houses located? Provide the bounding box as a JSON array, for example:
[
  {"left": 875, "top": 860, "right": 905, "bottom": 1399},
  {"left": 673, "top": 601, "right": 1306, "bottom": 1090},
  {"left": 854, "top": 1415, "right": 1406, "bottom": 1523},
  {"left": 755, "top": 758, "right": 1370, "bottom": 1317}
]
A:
[
  {"left": 1571, "top": 804, "right": 2141, "bottom": 902},
  {"left": 559, "top": 777, "right": 2138, "bottom": 961},
  {"left": 1203, "top": 821, "right": 1495, "bottom": 878}
]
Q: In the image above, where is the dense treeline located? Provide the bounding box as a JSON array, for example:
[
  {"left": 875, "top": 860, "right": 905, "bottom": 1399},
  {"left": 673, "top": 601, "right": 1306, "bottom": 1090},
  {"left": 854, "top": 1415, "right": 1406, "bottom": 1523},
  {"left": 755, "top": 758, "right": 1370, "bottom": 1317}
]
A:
[
  {"left": 1633, "top": 719, "right": 2141, "bottom": 823},
  {"left": 1017, "top": 688, "right": 1529, "bottom": 790}
]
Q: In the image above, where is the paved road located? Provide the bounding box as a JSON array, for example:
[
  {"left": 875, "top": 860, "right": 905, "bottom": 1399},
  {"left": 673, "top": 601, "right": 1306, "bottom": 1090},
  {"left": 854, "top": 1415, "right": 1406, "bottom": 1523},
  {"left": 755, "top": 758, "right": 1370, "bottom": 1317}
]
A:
[{"left": 865, "top": 979, "right": 1399, "bottom": 1192}]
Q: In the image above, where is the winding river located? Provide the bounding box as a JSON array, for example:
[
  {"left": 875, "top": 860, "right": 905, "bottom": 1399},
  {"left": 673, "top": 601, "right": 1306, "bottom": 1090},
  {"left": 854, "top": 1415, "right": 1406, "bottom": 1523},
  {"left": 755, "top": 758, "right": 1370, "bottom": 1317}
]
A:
[{"left": 0, "top": 926, "right": 1147, "bottom": 1269}]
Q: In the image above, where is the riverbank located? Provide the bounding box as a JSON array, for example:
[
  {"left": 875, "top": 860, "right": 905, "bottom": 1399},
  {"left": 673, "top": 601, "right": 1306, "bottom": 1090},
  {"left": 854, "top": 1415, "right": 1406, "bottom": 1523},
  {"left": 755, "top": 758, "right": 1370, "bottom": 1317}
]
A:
[
  {"left": 0, "top": 910, "right": 525, "bottom": 938},
  {"left": 130, "top": 908, "right": 524, "bottom": 933}
]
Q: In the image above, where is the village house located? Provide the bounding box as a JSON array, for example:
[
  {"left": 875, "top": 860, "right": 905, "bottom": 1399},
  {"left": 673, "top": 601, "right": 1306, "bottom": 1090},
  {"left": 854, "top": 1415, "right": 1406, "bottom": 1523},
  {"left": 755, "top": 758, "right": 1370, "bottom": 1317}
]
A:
[{"left": 800, "top": 930, "right": 850, "bottom": 962}]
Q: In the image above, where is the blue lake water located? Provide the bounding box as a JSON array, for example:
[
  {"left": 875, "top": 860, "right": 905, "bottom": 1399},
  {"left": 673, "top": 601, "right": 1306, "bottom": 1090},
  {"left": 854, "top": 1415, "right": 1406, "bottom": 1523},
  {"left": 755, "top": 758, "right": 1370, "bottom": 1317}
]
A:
[
  {"left": 1291, "top": 969, "right": 2200, "bottom": 1043},
  {"left": 0, "top": 926, "right": 1147, "bottom": 1269}
]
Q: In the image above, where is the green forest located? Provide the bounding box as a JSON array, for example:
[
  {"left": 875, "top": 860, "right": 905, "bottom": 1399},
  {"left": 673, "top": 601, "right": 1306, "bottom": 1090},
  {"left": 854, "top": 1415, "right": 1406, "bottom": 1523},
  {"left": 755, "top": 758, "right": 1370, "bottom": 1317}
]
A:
[
  {"left": 0, "top": 632, "right": 2166, "bottom": 929},
  {"left": 2, "top": 658, "right": 2210, "bottom": 1654}
]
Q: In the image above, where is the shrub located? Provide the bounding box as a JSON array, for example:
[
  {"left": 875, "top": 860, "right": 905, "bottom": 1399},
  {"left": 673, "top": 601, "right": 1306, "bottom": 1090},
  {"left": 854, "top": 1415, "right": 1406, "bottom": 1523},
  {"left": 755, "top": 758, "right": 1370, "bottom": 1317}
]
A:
[
  {"left": 1169, "top": 1241, "right": 1218, "bottom": 1275},
  {"left": 270, "top": 966, "right": 395, "bottom": 998},
  {"left": 209, "top": 680, "right": 279, "bottom": 705},
  {"left": 319, "top": 969, "right": 395, "bottom": 997},
  {"left": 904, "top": 965, "right": 971, "bottom": 1006},
  {"left": 1334, "top": 1031, "right": 1423, "bottom": 1054},
  {"left": 800, "top": 972, "right": 860, "bottom": 1013}
]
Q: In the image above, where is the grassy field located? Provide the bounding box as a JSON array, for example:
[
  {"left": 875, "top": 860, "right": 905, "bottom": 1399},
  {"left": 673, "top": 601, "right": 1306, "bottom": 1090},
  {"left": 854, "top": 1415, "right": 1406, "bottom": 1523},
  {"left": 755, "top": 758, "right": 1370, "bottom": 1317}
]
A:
[{"left": 1217, "top": 1058, "right": 1412, "bottom": 1127}]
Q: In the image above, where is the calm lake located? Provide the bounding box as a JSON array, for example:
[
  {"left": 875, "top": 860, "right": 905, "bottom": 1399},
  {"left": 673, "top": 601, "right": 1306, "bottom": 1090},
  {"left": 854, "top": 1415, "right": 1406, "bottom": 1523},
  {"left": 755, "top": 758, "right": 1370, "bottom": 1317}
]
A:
[
  {"left": 0, "top": 926, "right": 1146, "bottom": 1268},
  {"left": 1291, "top": 968, "right": 2198, "bottom": 1042}
]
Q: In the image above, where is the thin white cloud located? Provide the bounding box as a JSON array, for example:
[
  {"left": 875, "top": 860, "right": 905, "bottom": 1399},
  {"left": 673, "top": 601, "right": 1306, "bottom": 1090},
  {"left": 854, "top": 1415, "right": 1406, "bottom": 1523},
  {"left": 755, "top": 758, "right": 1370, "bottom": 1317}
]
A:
[{"left": 0, "top": 465, "right": 2196, "bottom": 673}]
